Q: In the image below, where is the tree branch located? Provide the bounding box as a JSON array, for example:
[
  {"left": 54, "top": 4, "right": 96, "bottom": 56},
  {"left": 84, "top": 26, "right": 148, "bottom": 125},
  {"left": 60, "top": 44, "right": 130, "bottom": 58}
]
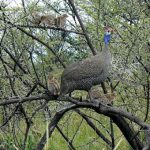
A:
[
  {"left": 56, "top": 125, "right": 76, "bottom": 150},
  {"left": 67, "top": 0, "right": 97, "bottom": 55},
  {"left": 75, "top": 109, "right": 112, "bottom": 147},
  {"left": 35, "top": 96, "right": 148, "bottom": 149},
  {"left": 35, "top": 104, "right": 76, "bottom": 150},
  {"left": 14, "top": 24, "right": 85, "bottom": 35},
  {"left": 1, "top": 19, "right": 66, "bottom": 68}
]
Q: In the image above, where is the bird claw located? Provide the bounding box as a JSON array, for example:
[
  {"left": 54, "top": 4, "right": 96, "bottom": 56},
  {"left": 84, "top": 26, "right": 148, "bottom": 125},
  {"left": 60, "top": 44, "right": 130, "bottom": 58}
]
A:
[{"left": 57, "top": 95, "right": 65, "bottom": 101}]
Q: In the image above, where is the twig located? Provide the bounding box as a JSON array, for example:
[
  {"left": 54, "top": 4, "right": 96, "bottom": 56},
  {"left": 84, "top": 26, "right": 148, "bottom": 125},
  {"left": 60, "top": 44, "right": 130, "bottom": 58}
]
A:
[
  {"left": 25, "top": 83, "right": 38, "bottom": 97},
  {"left": 0, "top": 19, "right": 66, "bottom": 68},
  {"left": 75, "top": 109, "right": 112, "bottom": 147},
  {"left": 1, "top": 45, "right": 27, "bottom": 74},
  {"left": 0, "top": 105, "right": 19, "bottom": 128},
  {"left": 0, "top": 94, "right": 49, "bottom": 106},
  {"left": 31, "top": 100, "right": 48, "bottom": 119},
  {"left": 35, "top": 96, "right": 147, "bottom": 149},
  {"left": 110, "top": 118, "right": 115, "bottom": 149},
  {"left": 29, "top": 52, "right": 40, "bottom": 81},
  {"left": 67, "top": 0, "right": 97, "bottom": 55},
  {"left": 70, "top": 117, "right": 83, "bottom": 143},
  {"left": 81, "top": 114, "right": 111, "bottom": 136},
  {"left": 56, "top": 125, "right": 76, "bottom": 150},
  {"left": 14, "top": 24, "right": 85, "bottom": 35},
  {"left": 35, "top": 104, "right": 76, "bottom": 150}
]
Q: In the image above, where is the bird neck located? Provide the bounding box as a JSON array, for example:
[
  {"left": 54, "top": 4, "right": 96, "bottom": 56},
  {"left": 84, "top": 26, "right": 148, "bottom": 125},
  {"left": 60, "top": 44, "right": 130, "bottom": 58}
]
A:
[
  {"left": 104, "top": 32, "right": 111, "bottom": 45},
  {"left": 102, "top": 43, "right": 111, "bottom": 61},
  {"left": 102, "top": 43, "right": 109, "bottom": 55},
  {"left": 104, "top": 44, "right": 109, "bottom": 51}
]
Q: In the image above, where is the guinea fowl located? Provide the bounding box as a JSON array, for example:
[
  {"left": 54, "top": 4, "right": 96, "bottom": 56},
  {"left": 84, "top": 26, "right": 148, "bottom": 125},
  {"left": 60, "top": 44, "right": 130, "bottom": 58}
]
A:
[
  {"left": 86, "top": 89, "right": 116, "bottom": 104},
  {"left": 60, "top": 27, "right": 112, "bottom": 98}
]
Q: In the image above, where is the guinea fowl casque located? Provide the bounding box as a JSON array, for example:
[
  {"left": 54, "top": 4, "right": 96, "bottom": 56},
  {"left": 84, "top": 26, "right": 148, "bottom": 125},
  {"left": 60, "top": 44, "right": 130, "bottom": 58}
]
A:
[{"left": 60, "top": 27, "right": 112, "bottom": 98}]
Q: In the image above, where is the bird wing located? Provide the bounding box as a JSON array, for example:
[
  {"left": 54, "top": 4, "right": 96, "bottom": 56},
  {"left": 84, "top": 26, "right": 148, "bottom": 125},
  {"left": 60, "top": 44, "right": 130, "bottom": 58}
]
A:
[{"left": 62, "top": 54, "right": 105, "bottom": 81}]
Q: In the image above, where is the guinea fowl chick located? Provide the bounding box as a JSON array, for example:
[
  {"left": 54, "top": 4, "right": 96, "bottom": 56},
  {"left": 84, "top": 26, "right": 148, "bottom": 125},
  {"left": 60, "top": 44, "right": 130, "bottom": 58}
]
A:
[
  {"left": 55, "top": 14, "right": 68, "bottom": 28},
  {"left": 47, "top": 75, "right": 60, "bottom": 95},
  {"left": 31, "top": 12, "right": 42, "bottom": 25},
  {"left": 87, "top": 89, "right": 116, "bottom": 104}
]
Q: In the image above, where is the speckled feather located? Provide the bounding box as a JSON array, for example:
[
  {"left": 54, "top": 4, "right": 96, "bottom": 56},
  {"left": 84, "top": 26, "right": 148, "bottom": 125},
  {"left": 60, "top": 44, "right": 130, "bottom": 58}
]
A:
[
  {"left": 60, "top": 46, "right": 111, "bottom": 95},
  {"left": 60, "top": 29, "right": 112, "bottom": 96}
]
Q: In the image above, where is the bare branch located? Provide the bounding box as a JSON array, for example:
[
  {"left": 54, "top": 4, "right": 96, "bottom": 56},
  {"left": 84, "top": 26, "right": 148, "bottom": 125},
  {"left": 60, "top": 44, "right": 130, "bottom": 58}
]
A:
[
  {"left": 67, "top": 0, "right": 97, "bottom": 55},
  {"left": 0, "top": 94, "right": 49, "bottom": 106},
  {"left": 65, "top": 97, "right": 150, "bottom": 128},
  {"left": 56, "top": 125, "right": 76, "bottom": 150},
  {"left": 14, "top": 24, "right": 85, "bottom": 35},
  {"left": 35, "top": 104, "right": 76, "bottom": 150},
  {"left": 75, "top": 109, "right": 112, "bottom": 147},
  {"left": 1, "top": 45, "right": 27, "bottom": 74},
  {"left": 0, "top": 19, "right": 66, "bottom": 68},
  {"left": 35, "top": 96, "right": 147, "bottom": 149}
]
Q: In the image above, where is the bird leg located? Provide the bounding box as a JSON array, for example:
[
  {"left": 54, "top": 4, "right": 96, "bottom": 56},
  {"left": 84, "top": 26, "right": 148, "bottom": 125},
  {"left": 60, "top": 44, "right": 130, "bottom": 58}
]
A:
[
  {"left": 101, "top": 82, "right": 107, "bottom": 94},
  {"left": 69, "top": 92, "right": 72, "bottom": 97},
  {"left": 88, "top": 89, "right": 93, "bottom": 101}
]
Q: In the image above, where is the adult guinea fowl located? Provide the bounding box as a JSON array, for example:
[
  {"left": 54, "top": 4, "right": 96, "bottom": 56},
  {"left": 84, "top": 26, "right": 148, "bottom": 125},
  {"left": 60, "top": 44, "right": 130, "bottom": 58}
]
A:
[{"left": 60, "top": 27, "right": 113, "bottom": 98}]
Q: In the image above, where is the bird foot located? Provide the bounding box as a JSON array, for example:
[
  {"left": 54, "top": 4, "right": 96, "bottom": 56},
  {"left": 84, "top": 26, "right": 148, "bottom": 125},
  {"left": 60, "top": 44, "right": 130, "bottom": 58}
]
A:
[{"left": 57, "top": 95, "right": 67, "bottom": 101}]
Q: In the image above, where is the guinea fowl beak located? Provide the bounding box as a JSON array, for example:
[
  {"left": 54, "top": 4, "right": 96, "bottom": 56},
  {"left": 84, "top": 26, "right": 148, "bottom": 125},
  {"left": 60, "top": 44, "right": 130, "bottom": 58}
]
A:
[{"left": 104, "top": 27, "right": 114, "bottom": 33}]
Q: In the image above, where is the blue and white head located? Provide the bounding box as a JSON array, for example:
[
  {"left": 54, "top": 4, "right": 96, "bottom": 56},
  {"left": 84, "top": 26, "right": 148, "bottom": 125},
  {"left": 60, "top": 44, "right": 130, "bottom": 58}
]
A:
[{"left": 104, "top": 27, "right": 113, "bottom": 46}]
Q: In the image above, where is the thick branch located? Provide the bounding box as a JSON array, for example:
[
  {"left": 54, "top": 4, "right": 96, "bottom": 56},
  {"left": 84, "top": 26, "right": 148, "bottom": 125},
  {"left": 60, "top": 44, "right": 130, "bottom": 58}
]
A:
[
  {"left": 65, "top": 97, "right": 150, "bottom": 128},
  {"left": 0, "top": 94, "right": 48, "bottom": 106},
  {"left": 35, "top": 97, "right": 148, "bottom": 149},
  {"left": 67, "top": 0, "right": 96, "bottom": 55},
  {"left": 111, "top": 114, "right": 143, "bottom": 150}
]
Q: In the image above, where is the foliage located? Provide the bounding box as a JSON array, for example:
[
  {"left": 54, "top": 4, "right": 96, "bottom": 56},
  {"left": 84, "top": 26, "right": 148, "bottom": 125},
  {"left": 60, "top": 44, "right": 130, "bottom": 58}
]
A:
[{"left": 0, "top": 0, "right": 150, "bottom": 149}]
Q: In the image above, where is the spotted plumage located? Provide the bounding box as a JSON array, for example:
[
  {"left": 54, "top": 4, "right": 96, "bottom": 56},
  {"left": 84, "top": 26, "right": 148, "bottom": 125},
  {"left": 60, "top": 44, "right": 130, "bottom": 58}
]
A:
[{"left": 60, "top": 27, "right": 112, "bottom": 96}]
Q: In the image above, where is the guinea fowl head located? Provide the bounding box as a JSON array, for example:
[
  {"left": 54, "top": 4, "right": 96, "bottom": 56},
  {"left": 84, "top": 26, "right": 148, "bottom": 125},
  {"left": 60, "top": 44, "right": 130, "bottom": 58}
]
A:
[{"left": 104, "top": 27, "right": 113, "bottom": 45}]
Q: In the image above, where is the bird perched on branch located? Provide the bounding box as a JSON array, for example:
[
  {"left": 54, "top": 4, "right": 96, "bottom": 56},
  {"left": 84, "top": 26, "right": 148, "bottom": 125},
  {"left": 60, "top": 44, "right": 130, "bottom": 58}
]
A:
[
  {"left": 60, "top": 27, "right": 113, "bottom": 98},
  {"left": 86, "top": 88, "right": 116, "bottom": 104},
  {"left": 47, "top": 75, "right": 60, "bottom": 95}
]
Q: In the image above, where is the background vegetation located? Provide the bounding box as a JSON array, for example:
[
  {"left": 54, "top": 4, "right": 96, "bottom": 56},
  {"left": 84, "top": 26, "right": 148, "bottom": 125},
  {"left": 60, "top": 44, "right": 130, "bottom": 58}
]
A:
[{"left": 0, "top": 0, "right": 150, "bottom": 149}]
